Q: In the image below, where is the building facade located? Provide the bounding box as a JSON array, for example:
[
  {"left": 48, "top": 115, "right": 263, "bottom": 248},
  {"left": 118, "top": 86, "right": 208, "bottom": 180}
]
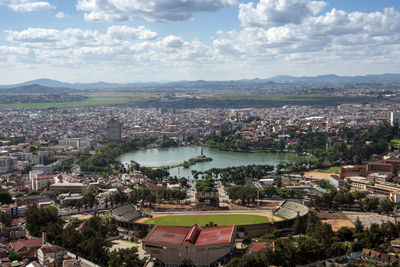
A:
[
  {"left": 0, "top": 156, "right": 17, "bottom": 174},
  {"left": 143, "top": 225, "right": 236, "bottom": 267},
  {"left": 105, "top": 119, "right": 121, "bottom": 141}
]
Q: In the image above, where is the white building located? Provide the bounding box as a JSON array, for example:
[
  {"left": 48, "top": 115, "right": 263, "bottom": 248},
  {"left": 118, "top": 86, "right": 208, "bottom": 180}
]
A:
[
  {"left": 37, "top": 245, "right": 66, "bottom": 266},
  {"left": 58, "top": 138, "right": 93, "bottom": 150},
  {"left": 32, "top": 174, "right": 57, "bottom": 191},
  {"left": 329, "top": 175, "right": 345, "bottom": 190},
  {"left": 10, "top": 152, "right": 33, "bottom": 162},
  {"left": 391, "top": 112, "right": 400, "bottom": 126}
]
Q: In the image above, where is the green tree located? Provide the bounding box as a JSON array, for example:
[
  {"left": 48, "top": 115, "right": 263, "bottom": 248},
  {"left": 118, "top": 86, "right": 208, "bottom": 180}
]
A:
[
  {"left": 0, "top": 211, "right": 11, "bottom": 226},
  {"left": 354, "top": 217, "right": 364, "bottom": 234},
  {"left": 336, "top": 227, "right": 354, "bottom": 242},
  {"left": 293, "top": 213, "right": 306, "bottom": 235},
  {"left": 379, "top": 198, "right": 394, "bottom": 214},
  {"left": 83, "top": 190, "right": 98, "bottom": 208},
  {"left": 313, "top": 223, "right": 334, "bottom": 250},
  {"left": 330, "top": 242, "right": 347, "bottom": 257},
  {"left": 25, "top": 206, "right": 60, "bottom": 237},
  {"left": 226, "top": 258, "right": 241, "bottom": 267},
  {"left": 273, "top": 239, "right": 299, "bottom": 267},
  {"left": 0, "top": 189, "right": 12, "bottom": 204},
  {"left": 242, "top": 236, "right": 252, "bottom": 246},
  {"left": 305, "top": 211, "right": 321, "bottom": 235},
  {"left": 179, "top": 177, "right": 188, "bottom": 187},
  {"left": 296, "top": 236, "right": 323, "bottom": 264},
  {"left": 108, "top": 247, "right": 145, "bottom": 267},
  {"left": 9, "top": 250, "right": 22, "bottom": 261},
  {"left": 362, "top": 197, "right": 379, "bottom": 211}
]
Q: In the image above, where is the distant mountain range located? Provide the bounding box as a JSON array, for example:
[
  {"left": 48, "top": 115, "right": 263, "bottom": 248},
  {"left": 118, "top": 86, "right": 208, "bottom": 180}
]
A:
[
  {"left": 1, "top": 73, "right": 400, "bottom": 92},
  {"left": 267, "top": 73, "right": 400, "bottom": 84}
]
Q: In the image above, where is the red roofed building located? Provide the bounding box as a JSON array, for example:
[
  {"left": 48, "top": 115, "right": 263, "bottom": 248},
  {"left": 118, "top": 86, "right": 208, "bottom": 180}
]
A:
[
  {"left": 247, "top": 241, "right": 275, "bottom": 254},
  {"left": 143, "top": 224, "right": 236, "bottom": 266},
  {"left": 10, "top": 237, "right": 43, "bottom": 256}
]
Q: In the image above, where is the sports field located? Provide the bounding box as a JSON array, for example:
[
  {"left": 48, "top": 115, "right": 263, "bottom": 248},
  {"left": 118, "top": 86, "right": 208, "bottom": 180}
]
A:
[{"left": 141, "top": 212, "right": 282, "bottom": 227}]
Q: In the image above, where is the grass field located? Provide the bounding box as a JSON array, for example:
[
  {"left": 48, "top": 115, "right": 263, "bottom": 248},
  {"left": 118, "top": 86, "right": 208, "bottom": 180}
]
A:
[
  {"left": 0, "top": 92, "right": 163, "bottom": 109},
  {"left": 0, "top": 97, "right": 129, "bottom": 108},
  {"left": 0, "top": 90, "right": 378, "bottom": 109},
  {"left": 323, "top": 166, "right": 341, "bottom": 173},
  {"left": 143, "top": 214, "right": 270, "bottom": 227}
]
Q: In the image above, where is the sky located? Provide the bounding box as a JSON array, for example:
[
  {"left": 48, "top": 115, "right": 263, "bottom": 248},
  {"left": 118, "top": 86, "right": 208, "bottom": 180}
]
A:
[{"left": 1, "top": 0, "right": 400, "bottom": 84}]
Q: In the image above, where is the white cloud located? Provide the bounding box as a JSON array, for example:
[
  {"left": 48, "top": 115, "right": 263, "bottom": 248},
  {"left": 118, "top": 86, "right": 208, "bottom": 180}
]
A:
[
  {"left": 0, "top": 0, "right": 54, "bottom": 12},
  {"left": 76, "top": 0, "right": 237, "bottom": 22},
  {"left": 239, "top": 0, "right": 327, "bottom": 27},
  {"left": 216, "top": 6, "right": 400, "bottom": 57},
  {"left": 107, "top": 25, "right": 158, "bottom": 41},
  {"left": 6, "top": 26, "right": 159, "bottom": 47},
  {"left": 6, "top": 28, "right": 60, "bottom": 43},
  {"left": 2, "top": 3, "right": 400, "bottom": 82},
  {"left": 2, "top": 26, "right": 213, "bottom": 70},
  {"left": 162, "top": 35, "right": 184, "bottom": 48},
  {"left": 55, "top": 11, "right": 66, "bottom": 18}
]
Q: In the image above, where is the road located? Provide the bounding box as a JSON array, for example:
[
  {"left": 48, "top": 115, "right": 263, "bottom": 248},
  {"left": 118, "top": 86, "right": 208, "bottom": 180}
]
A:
[{"left": 216, "top": 181, "right": 229, "bottom": 203}]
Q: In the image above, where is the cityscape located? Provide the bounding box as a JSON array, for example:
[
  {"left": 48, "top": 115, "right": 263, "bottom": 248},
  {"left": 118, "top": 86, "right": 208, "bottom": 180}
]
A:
[{"left": 2, "top": 1, "right": 400, "bottom": 267}]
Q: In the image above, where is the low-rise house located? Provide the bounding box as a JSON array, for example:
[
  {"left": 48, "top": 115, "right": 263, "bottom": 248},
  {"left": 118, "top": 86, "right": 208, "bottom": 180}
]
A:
[
  {"left": 246, "top": 241, "right": 275, "bottom": 254},
  {"left": 9, "top": 237, "right": 43, "bottom": 257},
  {"left": 361, "top": 248, "right": 399, "bottom": 265}
]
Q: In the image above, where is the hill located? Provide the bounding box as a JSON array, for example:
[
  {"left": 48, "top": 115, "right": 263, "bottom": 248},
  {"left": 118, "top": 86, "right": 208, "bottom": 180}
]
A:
[{"left": 1, "top": 73, "right": 400, "bottom": 91}]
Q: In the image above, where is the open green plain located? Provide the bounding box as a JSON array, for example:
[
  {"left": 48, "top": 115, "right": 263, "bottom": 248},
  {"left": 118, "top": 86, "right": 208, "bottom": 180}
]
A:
[
  {"left": 143, "top": 214, "right": 270, "bottom": 226},
  {"left": 0, "top": 92, "right": 163, "bottom": 109},
  {"left": 0, "top": 90, "right": 380, "bottom": 109}
]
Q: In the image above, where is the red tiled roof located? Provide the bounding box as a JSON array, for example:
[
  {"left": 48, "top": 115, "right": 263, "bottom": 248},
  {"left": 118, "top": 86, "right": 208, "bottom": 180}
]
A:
[
  {"left": 249, "top": 241, "right": 275, "bottom": 253},
  {"left": 195, "top": 226, "right": 234, "bottom": 246},
  {"left": 37, "top": 174, "right": 57, "bottom": 179},
  {"left": 10, "top": 238, "right": 43, "bottom": 252},
  {"left": 145, "top": 225, "right": 234, "bottom": 246},
  {"left": 61, "top": 174, "right": 77, "bottom": 183},
  {"left": 146, "top": 225, "right": 190, "bottom": 246}
]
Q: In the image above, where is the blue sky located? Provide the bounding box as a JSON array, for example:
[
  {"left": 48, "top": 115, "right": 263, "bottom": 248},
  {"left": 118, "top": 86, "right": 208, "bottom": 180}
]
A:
[{"left": 0, "top": 0, "right": 400, "bottom": 84}]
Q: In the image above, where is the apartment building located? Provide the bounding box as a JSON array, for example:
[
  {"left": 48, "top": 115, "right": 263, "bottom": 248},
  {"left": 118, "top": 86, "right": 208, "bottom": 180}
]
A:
[{"left": 0, "top": 156, "right": 17, "bottom": 174}]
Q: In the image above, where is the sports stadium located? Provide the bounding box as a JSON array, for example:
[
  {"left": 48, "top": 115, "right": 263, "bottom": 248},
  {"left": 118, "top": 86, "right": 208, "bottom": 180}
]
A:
[
  {"left": 111, "top": 200, "right": 309, "bottom": 238},
  {"left": 111, "top": 201, "right": 309, "bottom": 266}
]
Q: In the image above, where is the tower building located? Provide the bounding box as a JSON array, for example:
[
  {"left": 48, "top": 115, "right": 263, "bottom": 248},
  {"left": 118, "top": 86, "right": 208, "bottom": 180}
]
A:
[{"left": 105, "top": 118, "right": 121, "bottom": 141}]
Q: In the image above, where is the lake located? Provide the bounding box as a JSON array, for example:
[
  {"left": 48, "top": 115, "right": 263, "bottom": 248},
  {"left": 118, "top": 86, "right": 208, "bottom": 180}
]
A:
[{"left": 118, "top": 146, "right": 298, "bottom": 179}]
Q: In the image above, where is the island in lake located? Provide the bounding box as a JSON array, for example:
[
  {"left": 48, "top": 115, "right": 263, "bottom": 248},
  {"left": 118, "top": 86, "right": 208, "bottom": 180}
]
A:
[{"left": 184, "top": 146, "right": 213, "bottom": 167}]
